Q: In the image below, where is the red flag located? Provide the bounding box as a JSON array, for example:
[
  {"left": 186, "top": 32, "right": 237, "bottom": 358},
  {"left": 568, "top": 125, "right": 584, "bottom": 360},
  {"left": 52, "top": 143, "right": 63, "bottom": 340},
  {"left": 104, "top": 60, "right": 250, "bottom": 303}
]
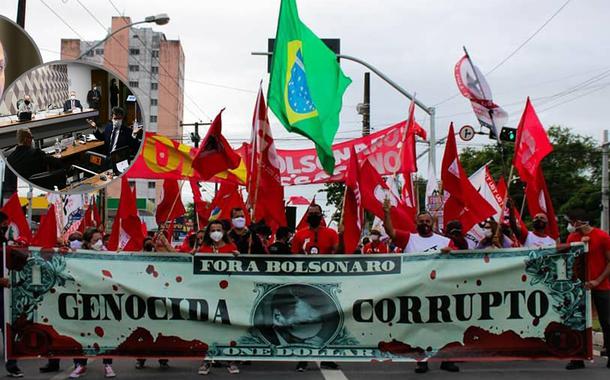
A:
[
  {"left": 78, "top": 198, "right": 102, "bottom": 233},
  {"left": 192, "top": 109, "right": 241, "bottom": 180},
  {"left": 296, "top": 196, "right": 327, "bottom": 230},
  {"left": 1, "top": 193, "right": 32, "bottom": 243},
  {"left": 32, "top": 205, "right": 58, "bottom": 248},
  {"left": 209, "top": 183, "right": 250, "bottom": 224},
  {"left": 441, "top": 123, "right": 496, "bottom": 232},
  {"left": 288, "top": 196, "right": 310, "bottom": 205},
  {"left": 156, "top": 180, "right": 186, "bottom": 225},
  {"left": 513, "top": 98, "right": 553, "bottom": 183},
  {"left": 401, "top": 98, "right": 418, "bottom": 177},
  {"left": 107, "top": 177, "right": 145, "bottom": 251},
  {"left": 360, "top": 159, "right": 415, "bottom": 232},
  {"left": 247, "top": 87, "right": 287, "bottom": 230},
  {"left": 190, "top": 179, "right": 211, "bottom": 228},
  {"left": 342, "top": 147, "right": 363, "bottom": 253},
  {"left": 525, "top": 167, "right": 559, "bottom": 239}
]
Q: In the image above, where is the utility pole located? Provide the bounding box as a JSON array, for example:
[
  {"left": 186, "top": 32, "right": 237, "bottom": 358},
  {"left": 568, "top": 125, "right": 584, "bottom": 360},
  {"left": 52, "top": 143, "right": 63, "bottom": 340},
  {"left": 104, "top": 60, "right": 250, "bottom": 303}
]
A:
[
  {"left": 180, "top": 121, "right": 210, "bottom": 148},
  {"left": 357, "top": 72, "right": 370, "bottom": 137},
  {"left": 16, "top": 0, "right": 26, "bottom": 28},
  {"left": 602, "top": 130, "right": 609, "bottom": 232}
]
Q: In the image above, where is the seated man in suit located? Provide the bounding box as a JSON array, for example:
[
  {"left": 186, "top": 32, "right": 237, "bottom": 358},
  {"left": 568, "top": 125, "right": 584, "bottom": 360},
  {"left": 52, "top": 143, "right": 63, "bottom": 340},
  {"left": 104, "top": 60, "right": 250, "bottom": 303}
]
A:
[
  {"left": 6, "top": 128, "right": 63, "bottom": 181},
  {"left": 87, "top": 106, "right": 141, "bottom": 158},
  {"left": 17, "top": 95, "right": 36, "bottom": 121},
  {"left": 63, "top": 90, "right": 82, "bottom": 112}
]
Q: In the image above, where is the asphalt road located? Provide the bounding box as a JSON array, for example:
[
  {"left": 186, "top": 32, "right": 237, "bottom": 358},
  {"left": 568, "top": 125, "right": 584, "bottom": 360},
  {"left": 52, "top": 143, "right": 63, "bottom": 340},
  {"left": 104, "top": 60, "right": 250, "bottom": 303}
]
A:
[{"left": 0, "top": 358, "right": 609, "bottom": 379}]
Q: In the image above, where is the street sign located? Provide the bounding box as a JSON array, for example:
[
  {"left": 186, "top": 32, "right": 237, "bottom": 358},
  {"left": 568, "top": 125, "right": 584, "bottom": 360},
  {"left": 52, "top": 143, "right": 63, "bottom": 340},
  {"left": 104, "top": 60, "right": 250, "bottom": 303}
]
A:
[{"left": 459, "top": 125, "right": 475, "bottom": 141}]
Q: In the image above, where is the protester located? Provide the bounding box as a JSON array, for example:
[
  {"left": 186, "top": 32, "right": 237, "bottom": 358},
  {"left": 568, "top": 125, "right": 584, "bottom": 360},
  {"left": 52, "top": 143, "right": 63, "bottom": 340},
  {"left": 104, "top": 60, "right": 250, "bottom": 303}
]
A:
[
  {"left": 198, "top": 221, "right": 239, "bottom": 254},
  {"left": 291, "top": 204, "right": 338, "bottom": 255},
  {"left": 382, "top": 199, "right": 458, "bottom": 373},
  {"left": 268, "top": 226, "right": 292, "bottom": 254},
  {"left": 68, "top": 231, "right": 83, "bottom": 250},
  {"left": 362, "top": 229, "right": 389, "bottom": 253},
  {"left": 565, "top": 209, "right": 610, "bottom": 370},
  {"left": 154, "top": 224, "right": 175, "bottom": 252},
  {"left": 444, "top": 220, "right": 469, "bottom": 250},
  {"left": 515, "top": 212, "right": 557, "bottom": 248},
  {"left": 81, "top": 227, "right": 106, "bottom": 251},
  {"left": 475, "top": 219, "right": 515, "bottom": 249},
  {"left": 228, "top": 208, "right": 265, "bottom": 253}
]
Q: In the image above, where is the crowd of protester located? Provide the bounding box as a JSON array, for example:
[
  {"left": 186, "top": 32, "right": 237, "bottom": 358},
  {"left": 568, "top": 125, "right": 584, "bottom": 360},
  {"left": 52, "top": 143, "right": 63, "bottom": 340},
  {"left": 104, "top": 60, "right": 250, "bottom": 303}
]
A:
[{"left": 1, "top": 199, "right": 609, "bottom": 378}]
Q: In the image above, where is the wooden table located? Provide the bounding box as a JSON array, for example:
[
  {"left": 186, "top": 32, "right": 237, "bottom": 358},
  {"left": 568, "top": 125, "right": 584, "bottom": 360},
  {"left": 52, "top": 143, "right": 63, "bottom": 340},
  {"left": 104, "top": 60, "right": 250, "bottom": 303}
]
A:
[
  {"left": 53, "top": 140, "right": 105, "bottom": 159},
  {"left": 0, "top": 109, "right": 99, "bottom": 149}
]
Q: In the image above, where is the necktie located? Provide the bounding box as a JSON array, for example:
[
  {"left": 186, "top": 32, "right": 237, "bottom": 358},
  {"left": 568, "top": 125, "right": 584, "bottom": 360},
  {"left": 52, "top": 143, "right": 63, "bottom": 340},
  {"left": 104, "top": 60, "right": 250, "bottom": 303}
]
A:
[
  {"left": 110, "top": 127, "right": 119, "bottom": 153},
  {"left": 71, "top": 100, "right": 75, "bottom": 109}
]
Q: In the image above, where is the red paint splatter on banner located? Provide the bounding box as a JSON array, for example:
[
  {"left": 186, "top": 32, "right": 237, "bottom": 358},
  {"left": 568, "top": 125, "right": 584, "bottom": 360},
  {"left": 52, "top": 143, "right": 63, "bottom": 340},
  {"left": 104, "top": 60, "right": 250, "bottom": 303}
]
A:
[
  {"left": 230, "top": 341, "right": 237, "bottom": 347},
  {"left": 108, "top": 327, "right": 208, "bottom": 356},
  {"left": 50, "top": 288, "right": 56, "bottom": 294},
  {"left": 101, "top": 270, "right": 112, "bottom": 278},
  {"left": 484, "top": 255, "right": 490, "bottom": 263},
  {"left": 146, "top": 265, "right": 155, "bottom": 274},
  {"left": 430, "top": 270, "right": 437, "bottom": 280},
  {"left": 533, "top": 318, "right": 540, "bottom": 326},
  {"left": 521, "top": 274, "right": 527, "bottom": 282},
  {"left": 219, "top": 280, "right": 229, "bottom": 289},
  {"left": 93, "top": 343, "right": 100, "bottom": 351},
  {"left": 42, "top": 318, "right": 48, "bottom": 323},
  {"left": 476, "top": 279, "right": 482, "bottom": 286},
  {"left": 112, "top": 285, "right": 119, "bottom": 292},
  {"left": 164, "top": 282, "right": 169, "bottom": 287},
  {"left": 153, "top": 271, "right": 159, "bottom": 278},
  {"left": 95, "top": 327, "right": 104, "bottom": 337},
  {"left": 176, "top": 276, "right": 183, "bottom": 283},
  {"left": 7, "top": 317, "right": 84, "bottom": 356},
  {"left": 377, "top": 339, "right": 426, "bottom": 359}
]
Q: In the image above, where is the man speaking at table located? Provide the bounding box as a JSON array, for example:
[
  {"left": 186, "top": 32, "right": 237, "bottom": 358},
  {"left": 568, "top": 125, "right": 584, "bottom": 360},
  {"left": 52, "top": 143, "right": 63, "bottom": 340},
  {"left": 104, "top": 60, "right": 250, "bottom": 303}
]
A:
[{"left": 87, "top": 106, "right": 141, "bottom": 158}]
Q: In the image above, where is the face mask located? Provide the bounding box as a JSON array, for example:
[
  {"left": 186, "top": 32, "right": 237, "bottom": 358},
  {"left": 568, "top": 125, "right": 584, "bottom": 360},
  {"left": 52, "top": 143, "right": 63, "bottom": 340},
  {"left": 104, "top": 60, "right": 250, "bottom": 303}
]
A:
[
  {"left": 210, "top": 231, "right": 223, "bottom": 242},
  {"left": 70, "top": 95, "right": 76, "bottom": 100},
  {"left": 92, "top": 240, "right": 104, "bottom": 251},
  {"left": 567, "top": 223, "right": 576, "bottom": 233},
  {"left": 24, "top": 100, "right": 30, "bottom": 105},
  {"left": 69, "top": 240, "right": 82, "bottom": 250},
  {"left": 370, "top": 234, "right": 380, "bottom": 242},
  {"left": 307, "top": 213, "right": 322, "bottom": 228},
  {"left": 416, "top": 224, "right": 431, "bottom": 235},
  {"left": 484, "top": 228, "right": 493, "bottom": 238},
  {"left": 112, "top": 119, "right": 122, "bottom": 128},
  {"left": 533, "top": 220, "right": 547, "bottom": 230},
  {"left": 232, "top": 217, "right": 246, "bottom": 229}
]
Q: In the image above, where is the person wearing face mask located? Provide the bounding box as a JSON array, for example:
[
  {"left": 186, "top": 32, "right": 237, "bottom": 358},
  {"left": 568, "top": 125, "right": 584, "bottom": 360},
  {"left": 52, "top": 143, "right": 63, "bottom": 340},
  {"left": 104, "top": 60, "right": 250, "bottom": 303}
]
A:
[
  {"left": 86, "top": 83, "right": 101, "bottom": 110},
  {"left": 198, "top": 221, "right": 239, "bottom": 254},
  {"left": 362, "top": 229, "right": 389, "bottom": 254},
  {"left": 81, "top": 227, "right": 106, "bottom": 251},
  {"left": 68, "top": 231, "right": 83, "bottom": 251},
  {"left": 268, "top": 226, "right": 292, "bottom": 254},
  {"left": 291, "top": 204, "right": 338, "bottom": 255},
  {"left": 228, "top": 207, "right": 264, "bottom": 254},
  {"left": 444, "top": 220, "right": 469, "bottom": 250},
  {"left": 565, "top": 208, "right": 610, "bottom": 370},
  {"left": 88, "top": 106, "right": 141, "bottom": 158},
  {"left": 513, "top": 212, "right": 557, "bottom": 248},
  {"left": 63, "top": 90, "right": 82, "bottom": 112},
  {"left": 17, "top": 94, "right": 36, "bottom": 121}
]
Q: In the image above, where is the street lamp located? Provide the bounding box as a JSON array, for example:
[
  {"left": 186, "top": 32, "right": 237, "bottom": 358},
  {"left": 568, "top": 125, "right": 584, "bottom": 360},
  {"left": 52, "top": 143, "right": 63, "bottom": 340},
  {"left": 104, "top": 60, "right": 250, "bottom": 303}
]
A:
[{"left": 77, "top": 13, "right": 170, "bottom": 60}]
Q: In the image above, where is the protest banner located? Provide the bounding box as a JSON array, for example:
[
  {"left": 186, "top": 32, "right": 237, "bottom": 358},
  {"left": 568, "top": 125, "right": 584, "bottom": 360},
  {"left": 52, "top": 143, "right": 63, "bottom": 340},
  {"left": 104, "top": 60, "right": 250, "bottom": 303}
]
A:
[{"left": 5, "top": 245, "right": 590, "bottom": 361}]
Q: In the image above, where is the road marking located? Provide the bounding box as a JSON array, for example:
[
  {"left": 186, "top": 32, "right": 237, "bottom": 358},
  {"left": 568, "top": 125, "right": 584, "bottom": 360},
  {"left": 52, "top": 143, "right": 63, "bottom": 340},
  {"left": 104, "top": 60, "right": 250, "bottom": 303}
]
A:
[{"left": 317, "top": 361, "right": 349, "bottom": 380}]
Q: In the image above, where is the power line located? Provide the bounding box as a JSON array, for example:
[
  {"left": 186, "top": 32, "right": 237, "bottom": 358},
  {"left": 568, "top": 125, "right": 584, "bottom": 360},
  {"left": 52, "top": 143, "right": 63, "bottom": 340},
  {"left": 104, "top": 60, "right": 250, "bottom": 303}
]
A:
[{"left": 106, "top": 0, "right": 123, "bottom": 16}]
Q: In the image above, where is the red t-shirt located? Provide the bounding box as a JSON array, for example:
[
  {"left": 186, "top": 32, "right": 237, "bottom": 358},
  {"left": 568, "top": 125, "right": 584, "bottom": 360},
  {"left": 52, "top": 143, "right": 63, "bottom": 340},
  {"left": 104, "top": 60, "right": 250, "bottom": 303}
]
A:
[
  {"left": 198, "top": 242, "right": 239, "bottom": 254},
  {"left": 291, "top": 227, "right": 338, "bottom": 254},
  {"left": 362, "top": 241, "right": 390, "bottom": 254},
  {"left": 567, "top": 228, "right": 610, "bottom": 290}
]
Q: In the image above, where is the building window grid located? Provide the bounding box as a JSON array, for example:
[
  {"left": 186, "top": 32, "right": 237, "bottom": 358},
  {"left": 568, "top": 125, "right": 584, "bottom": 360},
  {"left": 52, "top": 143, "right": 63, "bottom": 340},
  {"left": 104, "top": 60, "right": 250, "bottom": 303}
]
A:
[
  {"left": 129, "top": 48, "right": 140, "bottom": 55},
  {"left": 150, "top": 115, "right": 157, "bottom": 123},
  {"left": 151, "top": 83, "right": 158, "bottom": 90},
  {"left": 129, "top": 81, "right": 139, "bottom": 88},
  {"left": 150, "top": 99, "right": 158, "bottom": 106},
  {"left": 129, "top": 65, "right": 139, "bottom": 72}
]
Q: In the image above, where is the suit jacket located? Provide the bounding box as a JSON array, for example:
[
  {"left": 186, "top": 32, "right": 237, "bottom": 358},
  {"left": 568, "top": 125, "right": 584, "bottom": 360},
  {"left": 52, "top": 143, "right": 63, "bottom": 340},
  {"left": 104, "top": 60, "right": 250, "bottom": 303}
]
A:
[
  {"left": 63, "top": 99, "right": 83, "bottom": 112},
  {"left": 93, "top": 122, "right": 139, "bottom": 157},
  {"left": 6, "top": 145, "right": 63, "bottom": 180},
  {"left": 87, "top": 90, "right": 101, "bottom": 109}
]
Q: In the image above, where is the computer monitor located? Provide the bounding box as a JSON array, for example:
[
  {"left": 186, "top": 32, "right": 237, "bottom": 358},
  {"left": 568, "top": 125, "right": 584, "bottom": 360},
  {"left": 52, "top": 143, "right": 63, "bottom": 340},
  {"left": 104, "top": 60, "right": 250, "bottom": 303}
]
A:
[
  {"left": 110, "top": 146, "right": 130, "bottom": 174},
  {"left": 18, "top": 111, "right": 32, "bottom": 122},
  {"left": 84, "top": 151, "right": 108, "bottom": 172}
]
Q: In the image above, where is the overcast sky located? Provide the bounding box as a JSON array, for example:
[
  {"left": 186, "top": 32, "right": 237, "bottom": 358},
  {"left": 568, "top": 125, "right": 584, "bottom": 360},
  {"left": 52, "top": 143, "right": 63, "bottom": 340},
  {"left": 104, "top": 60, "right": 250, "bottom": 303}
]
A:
[{"left": 1, "top": 0, "right": 608, "bottom": 213}]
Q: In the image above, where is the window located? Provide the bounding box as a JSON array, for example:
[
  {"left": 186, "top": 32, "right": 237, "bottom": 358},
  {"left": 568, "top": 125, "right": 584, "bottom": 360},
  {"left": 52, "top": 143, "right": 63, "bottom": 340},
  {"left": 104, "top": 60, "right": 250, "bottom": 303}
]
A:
[
  {"left": 129, "top": 65, "right": 139, "bottom": 72},
  {"left": 151, "top": 83, "right": 158, "bottom": 90},
  {"left": 95, "top": 49, "right": 104, "bottom": 55},
  {"left": 151, "top": 50, "right": 159, "bottom": 58},
  {"left": 150, "top": 115, "right": 157, "bottom": 123},
  {"left": 129, "top": 48, "right": 140, "bottom": 55},
  {"left": 151, "top": 66, "right": 159, "bottom": 74},
  {"left": 150, "top": 99, "right": 158, "bottom": 106},
  {"left": 85, "top": 50, "right": 94, "bottom": 57},
  {"left": 129, "top": 81, "right": 139, "bottom": 88},
  {"left": 148, "top": 182, "right": 156, "bottom": 189}
]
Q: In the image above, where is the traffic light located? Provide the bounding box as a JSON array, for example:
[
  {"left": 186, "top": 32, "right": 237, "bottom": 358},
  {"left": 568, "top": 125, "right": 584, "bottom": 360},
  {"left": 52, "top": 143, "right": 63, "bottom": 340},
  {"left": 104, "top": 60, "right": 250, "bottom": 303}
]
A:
[{"left": 499, "top": 127, "right": 517, "bottom": 142}]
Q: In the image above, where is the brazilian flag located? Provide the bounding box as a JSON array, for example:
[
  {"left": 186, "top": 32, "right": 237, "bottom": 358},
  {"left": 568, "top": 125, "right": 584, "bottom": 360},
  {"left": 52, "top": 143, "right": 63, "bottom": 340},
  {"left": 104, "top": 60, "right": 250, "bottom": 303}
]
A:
[{"left": 268, "top": 0, "right": 352, "bottom": 175}]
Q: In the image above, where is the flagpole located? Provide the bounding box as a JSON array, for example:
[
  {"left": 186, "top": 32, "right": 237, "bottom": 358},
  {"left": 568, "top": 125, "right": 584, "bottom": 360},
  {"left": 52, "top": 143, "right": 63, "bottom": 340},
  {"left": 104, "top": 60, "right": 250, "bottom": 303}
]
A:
[
  {"left": 248, "top": 84, "right": 266, "bottom": 254},
  {"left": 396, "top": 93, "right": 416, "bottom": 206},
  {"left": 154, "top": 180, "right": 186, "bottom": 244}
]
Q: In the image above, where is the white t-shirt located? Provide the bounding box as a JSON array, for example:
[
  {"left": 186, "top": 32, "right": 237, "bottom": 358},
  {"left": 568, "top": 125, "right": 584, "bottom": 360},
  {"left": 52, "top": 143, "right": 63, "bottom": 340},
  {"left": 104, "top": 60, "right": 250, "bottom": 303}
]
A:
[
  {"left": 404, "top": 233, "right": 451, "bottom": 254},
  {"left": 523, "top": 231, "right": 556, "bottom": 248}
]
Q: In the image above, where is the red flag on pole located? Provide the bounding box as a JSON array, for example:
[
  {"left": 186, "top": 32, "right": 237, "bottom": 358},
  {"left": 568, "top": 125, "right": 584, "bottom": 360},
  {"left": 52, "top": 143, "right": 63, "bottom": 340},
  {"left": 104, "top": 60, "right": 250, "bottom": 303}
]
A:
[
  {"left": 342, "top": 146, "right": 363, "bottom": 253},
  {"left": 296, "top": 196, "right": 327, "bottom": 230},
  {"left": 190, "top": 179, "right": 211, "bottom": 229},
  {"left": 513, "top": 98, "right": 553, "bottom": 182},
  {"left": 401, "top": 98, "right": 418, "bottom": 176},
  {"left": 208, "top": 183, "right": 250, "bottom": 224},
  {"left": 192, "top": 109, "right": 241, "bottom": 180},
  {"left": 107, "top": 177, "right": 145, "bottom": 251},
  {"left": 441, "top": 123, "right": 496, "bottom": 232},
  {"left": 525, "top": 168, "right": 559, "bottom": 239},
  {"left": 247, "top": 86, "right": 287, "bottom": 230},
  {"left": 155, "top": 179, "right": 186, "bottom": 225},
  {"left": 360, "top": 159, "right": 415, "bottom": 232},
  {"left": 1, "top": 193, "right": 32, "bottom": 243},
  {"left": 32, "top": 204, "right": 58, "bottom": 248},
  {"left": 78, "top": 198, "right": 102, "bottom": 233}
]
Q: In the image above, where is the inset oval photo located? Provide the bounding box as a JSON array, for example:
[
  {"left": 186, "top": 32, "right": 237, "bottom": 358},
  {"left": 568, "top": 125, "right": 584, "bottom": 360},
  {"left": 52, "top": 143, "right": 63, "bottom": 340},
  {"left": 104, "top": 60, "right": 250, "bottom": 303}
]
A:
[
  {"left": 0, "top": 60, "right": 145, "bottom": 193},
  {"left": 0, "top": 14, "right": 43, "bottom": 99}
]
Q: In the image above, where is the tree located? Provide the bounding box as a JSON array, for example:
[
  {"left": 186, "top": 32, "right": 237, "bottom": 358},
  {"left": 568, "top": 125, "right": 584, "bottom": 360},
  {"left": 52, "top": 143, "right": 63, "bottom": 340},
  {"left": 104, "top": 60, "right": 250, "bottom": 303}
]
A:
[{"left": 459, "top": 125, "right": 601, "bottom": 238}]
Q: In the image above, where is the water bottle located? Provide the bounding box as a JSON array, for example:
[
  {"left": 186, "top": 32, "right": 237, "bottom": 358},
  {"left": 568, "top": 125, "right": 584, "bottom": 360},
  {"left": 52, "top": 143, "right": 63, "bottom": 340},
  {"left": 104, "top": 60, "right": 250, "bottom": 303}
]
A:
[{"left": 54, "top": 138, "right": 61, "bottom": 155}]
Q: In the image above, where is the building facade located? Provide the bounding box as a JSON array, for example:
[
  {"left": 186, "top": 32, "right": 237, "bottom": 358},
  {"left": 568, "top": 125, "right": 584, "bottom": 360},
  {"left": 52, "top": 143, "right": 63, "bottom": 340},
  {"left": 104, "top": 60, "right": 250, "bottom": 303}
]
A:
[{"left": 61, "top": 16, "right": 185, "bottom": 229}]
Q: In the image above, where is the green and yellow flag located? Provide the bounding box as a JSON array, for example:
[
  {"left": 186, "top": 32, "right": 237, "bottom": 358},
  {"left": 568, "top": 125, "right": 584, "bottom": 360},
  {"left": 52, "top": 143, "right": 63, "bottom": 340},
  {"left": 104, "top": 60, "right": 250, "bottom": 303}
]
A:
[{"left": 268, "top": 0, "right": 352, "bottom": 175}]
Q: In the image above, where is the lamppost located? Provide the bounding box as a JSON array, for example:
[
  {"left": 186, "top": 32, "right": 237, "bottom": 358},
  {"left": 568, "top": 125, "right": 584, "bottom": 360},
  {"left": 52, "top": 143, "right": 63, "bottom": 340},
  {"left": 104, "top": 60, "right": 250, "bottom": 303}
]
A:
[{"left": 77, "top": 14, "right": 170, "bottom": 60}]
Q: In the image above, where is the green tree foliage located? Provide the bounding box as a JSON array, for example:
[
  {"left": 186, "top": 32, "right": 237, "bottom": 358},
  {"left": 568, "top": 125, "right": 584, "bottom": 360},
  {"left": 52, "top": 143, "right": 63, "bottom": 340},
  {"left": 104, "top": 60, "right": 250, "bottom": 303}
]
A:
[{"left": 460, "top": 126, "right": 601, "bottom": 234}]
